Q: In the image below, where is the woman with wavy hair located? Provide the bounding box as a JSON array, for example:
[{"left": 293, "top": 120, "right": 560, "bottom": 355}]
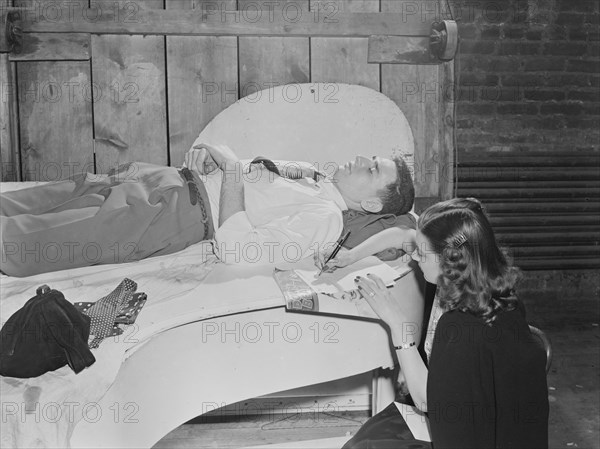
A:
[{"left": 335, "top": 198, "right": 549, "bottom": 448}]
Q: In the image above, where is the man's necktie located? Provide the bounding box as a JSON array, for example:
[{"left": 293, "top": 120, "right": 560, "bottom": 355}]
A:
[
  {"left": 250, "top": 157, "right": 324, "bottom": 181},
  {"left": 84, "top": 278, "right": 137, "bottom": 348}
]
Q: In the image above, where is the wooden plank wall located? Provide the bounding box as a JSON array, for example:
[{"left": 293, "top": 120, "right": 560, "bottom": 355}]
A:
[
  {"left": 13, "top": 0, "right": 94, "bottom": 180},
  {"left": 167, "top": 1, "right": 238, "bottom": 164},
  {"left": 381, "top": 0, "right": 449, "bottom": 208},
  {"left": 5, "top": 0, "right": 454, "bottom": 206},
  {"left": 1, "top": 0, "right": 20, "bottom": 181},
  {"left": 92, "top": 0, "right": 167, "bottom": 171}
]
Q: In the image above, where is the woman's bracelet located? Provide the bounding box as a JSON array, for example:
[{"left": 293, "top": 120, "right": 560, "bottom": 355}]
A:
[{"left": 393, "top": 341, "right": 416, "bottom": 351}]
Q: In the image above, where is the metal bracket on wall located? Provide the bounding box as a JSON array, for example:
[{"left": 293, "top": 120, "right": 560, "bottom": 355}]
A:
[
  {"left": 430, "top": 20, "right": 459, "bottom": 61},
  {"left": 367, "top": 19, "right": 459, "bottom": 65},
  {"left": 1, "top": 8, "right": 23, "bottom": 54}
]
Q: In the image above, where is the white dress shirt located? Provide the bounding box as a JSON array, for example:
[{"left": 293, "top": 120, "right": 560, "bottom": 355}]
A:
[{"left": 201, "top": 160, "right": 346, "bottom": 265}]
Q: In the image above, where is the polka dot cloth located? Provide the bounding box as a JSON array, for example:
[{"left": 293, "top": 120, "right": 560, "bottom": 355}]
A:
[
  {"left": 114, "top": 292, "right": 147, "bottom": 325},
  {"left": 83, "top": 278, "right": 137, "bottom": 349},
  {"left": 74, "top": 292, "right": 147, "bottom": 341},
  {"left": 74, "top": 302, "right": 124, "bottom": 338}
]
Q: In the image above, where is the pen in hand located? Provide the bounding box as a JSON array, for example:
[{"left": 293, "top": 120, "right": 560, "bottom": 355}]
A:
[{"left": 317, "top": 230, "right": 351, "bottom": 277}]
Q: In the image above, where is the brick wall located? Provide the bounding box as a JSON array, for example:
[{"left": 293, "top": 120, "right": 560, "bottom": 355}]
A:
[
  {"left": 448, "top": 0, "right": 599, "bottom": 293},
  {"left": 452, "top": 0, "right": 599, "bottom": 153}
]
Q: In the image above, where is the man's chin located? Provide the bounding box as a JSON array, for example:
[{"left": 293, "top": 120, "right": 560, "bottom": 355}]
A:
[
  {"left": 334, "top": 165, "right": 347, "bottom": 177},
  {"left": 330, "top": 167, "right": 342, "bottom": 181}
]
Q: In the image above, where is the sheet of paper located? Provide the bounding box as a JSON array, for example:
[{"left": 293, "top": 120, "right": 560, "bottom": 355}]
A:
[
  {"left": 296, "top": 256, "right": 409, "bottom": 292},
  {"left": 395, "top": 402, "right": 432, "bottom": 442},
  {"left": 274, "top": 257, "right": 413, "bottom": 319}
]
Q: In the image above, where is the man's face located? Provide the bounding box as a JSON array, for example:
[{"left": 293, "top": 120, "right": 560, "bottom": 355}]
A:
[{"left": 333, "top": 155, "right": 398, "bottom": 211}]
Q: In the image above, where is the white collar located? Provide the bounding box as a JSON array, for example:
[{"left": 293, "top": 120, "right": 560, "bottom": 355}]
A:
[{"left": 316, "top": 177, "right": 348, "bottom": 212}]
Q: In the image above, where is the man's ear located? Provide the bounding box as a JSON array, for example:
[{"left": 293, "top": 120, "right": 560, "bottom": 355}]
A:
[{"left": 360, "top": 198, "right": 383, "bottom": 214}]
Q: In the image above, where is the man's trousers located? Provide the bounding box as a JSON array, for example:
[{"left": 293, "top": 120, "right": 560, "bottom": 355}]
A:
[{"left": 1, "top": 163, "right": 213, "bottom": 277}]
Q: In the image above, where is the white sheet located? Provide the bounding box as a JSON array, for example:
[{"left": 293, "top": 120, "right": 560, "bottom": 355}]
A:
[
  {"left": 0, "top": 242, "right": 218, "bottom": 448},
  {"left": 1, "top": 336, "right": 135, "bottom": 448},
  {"left": 0, "top": 237, "right": 291, "bottom": 448},
  {"left": 0, "top": 200, "right": 419, "bottom": 449},
  {"left": 69, "top": 257, "right": 418, "bottom": 448},
  {"left": 1, "top": 226, "right": 401, "bottom": 449}
]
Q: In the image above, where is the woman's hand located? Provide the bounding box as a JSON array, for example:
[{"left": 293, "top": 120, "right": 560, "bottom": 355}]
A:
[
  {"left": 354, "top": 274, "right": 422, "bottom": 346},
  {"left": 314, "top": 247, "right": 356, "bottom": 272}
]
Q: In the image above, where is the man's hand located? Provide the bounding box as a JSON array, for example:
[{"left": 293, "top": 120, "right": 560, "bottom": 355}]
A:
[
  {"left": 184, "top": 146, "right": 218, "bottom": 175},
  {"left": 194, "top": 143, "right": 240, "bottom": 170},
  {"left": 184, "top": 143, "right": 241, "bottom": 174},
  {"left": 187, "top": 143, "right": 245, "bottom": 227}
]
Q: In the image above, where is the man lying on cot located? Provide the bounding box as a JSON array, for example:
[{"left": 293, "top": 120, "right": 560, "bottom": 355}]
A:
[{"left": 0, "top": 143, "right": 416, "bottom": 277}]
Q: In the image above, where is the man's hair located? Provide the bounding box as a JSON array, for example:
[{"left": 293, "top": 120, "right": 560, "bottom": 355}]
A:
[{"left": 378, "top": 156, "right": 415, "bottom": 215}]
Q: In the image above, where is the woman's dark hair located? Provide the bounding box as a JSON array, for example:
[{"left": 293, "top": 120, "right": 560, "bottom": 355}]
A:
[{"left": 417, "top": 198, "right": 520, "bottom": 324}]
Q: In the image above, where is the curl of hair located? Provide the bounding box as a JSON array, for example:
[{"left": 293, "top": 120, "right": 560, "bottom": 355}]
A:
[
  {"left": 379, "top": 156, "right": 415, "bottom": 215},
  {"left": 418, "top": 198, "right": 521, "bottom": 325}
]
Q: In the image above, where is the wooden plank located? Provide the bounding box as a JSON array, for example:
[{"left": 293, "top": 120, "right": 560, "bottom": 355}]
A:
[
  {"left": 311, "top": 0, "right": 380, "bottom": 13},
  {"left": 380, "top": 0, "right": 445, "bottom": 201},
  {"left": 238, "top": 1, "right": 310, "bottom": 96},
  {"left": 19, "top": 9, "right": 432, "bottom": 37},
  {"left": 239, "top": 37, "right": 309, "bottom": 96},
  {"left": 311, "top": 38, "right": 379, "bottom": 90},
  {"left": 90, "top": 1, "right": 165, "bottom": 15},
  {"left": 239, "top": 0, "right": 310, "bottom": 12},
  {"left": 166, "top": 37, "right": 238, "bottom": 165},
  {"left": 0, "top": 55, "right": 13, "bottom": 181},
  {"left": 9, "top": 33, "right": 90, "bottom": 61},
  {"left": 381, "top": 64, "right": 441, "bottom": 199},
  {"left": 309, "top": 3, "right": 381, "bottom": 108},
  {"left": 166, "top": 0, "right": 238, "bottom": 165},
  {"left": 92, "top": 36, "right": 167, "bottom": 170},
  {"left": 439, "top": 59, "right": 454, "bottom": 200},
  {"left": 91, "top": 0, "right": 167, "bottom": 171},
  {"left": 1, "top": 0, "right": 20, "bottom": 181},
  {"left": 310, "top": 1, "right": 382, "bottom": 91},
  {"left": 368, "top": 36, "right": 437, "bottom": 64},
  {"left": 0, "top": 0, "right": 12, "bottom": 53},
  {"left": 165, "top": 0, "right": 235, "bottom": 10},
  {"left": 17, "top": 61, "right": 94, "bottom": 181}
]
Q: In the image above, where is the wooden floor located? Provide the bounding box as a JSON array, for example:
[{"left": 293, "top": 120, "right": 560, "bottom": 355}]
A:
[{"left": 154, "top": 298, "right": 600, "bottom": 449}]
